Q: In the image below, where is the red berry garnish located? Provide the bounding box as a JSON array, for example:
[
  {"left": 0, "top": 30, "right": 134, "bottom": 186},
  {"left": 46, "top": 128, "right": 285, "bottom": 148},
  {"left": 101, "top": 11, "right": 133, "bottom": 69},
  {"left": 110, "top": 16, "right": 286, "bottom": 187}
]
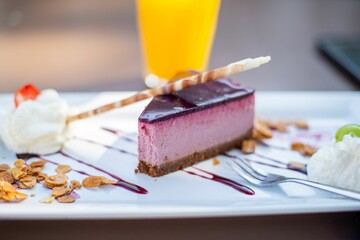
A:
[{"left": 14, "top": 84, "right": 41, "bottom": 107}]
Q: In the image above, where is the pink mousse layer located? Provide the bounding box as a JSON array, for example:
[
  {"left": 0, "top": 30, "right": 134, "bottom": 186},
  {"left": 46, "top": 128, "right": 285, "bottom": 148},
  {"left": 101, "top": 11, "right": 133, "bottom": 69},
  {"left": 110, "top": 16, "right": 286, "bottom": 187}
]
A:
[{"left": 138, "top": 94, "right": 254, "bottom": 166}]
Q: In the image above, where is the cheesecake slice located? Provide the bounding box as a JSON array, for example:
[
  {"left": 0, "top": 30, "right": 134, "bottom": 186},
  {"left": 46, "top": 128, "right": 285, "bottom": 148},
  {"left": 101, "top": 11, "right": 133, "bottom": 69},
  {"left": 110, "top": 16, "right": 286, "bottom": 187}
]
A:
[{"left": 137, "top": 78, "right": 255, "bottom": 177}]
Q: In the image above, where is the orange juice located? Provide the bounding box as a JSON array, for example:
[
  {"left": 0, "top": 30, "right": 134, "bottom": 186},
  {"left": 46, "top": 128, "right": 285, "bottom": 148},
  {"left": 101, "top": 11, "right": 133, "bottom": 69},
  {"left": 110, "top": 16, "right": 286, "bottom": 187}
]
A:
[{"left": 137, "top": 0, "right": 221, "bottom": 82}]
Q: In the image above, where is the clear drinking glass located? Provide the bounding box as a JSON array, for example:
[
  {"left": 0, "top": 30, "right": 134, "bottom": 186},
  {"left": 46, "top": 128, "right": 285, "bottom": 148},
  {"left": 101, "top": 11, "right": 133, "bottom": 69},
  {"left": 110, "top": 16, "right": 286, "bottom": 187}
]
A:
[{"left": 137, "top": 0, "right": 221, "bottom": 87}]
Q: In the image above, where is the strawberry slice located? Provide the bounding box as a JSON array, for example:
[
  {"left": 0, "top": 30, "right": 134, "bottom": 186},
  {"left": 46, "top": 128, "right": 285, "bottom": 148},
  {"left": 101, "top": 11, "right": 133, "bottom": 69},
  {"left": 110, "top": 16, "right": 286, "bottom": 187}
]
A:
[{"left": 14, "top": 84, "right": 41, "bottom": 107}]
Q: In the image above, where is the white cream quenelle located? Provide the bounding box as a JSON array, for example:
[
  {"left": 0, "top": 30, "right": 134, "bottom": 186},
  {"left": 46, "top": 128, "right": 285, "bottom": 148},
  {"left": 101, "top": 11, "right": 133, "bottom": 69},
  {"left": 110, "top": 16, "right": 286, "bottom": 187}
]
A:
[
  {"left": 1, "top": 89, "right": 68, "bottom": 155},
  {"left": 307, "top": 134, "right": 360, "bottom": 192}
]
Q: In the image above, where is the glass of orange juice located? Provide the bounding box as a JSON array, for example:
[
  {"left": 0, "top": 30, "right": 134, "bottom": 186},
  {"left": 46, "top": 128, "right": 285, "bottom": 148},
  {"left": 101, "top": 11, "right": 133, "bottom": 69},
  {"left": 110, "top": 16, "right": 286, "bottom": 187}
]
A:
[{"left": 137, "top": 0, "right": 221, "bottom": 87}]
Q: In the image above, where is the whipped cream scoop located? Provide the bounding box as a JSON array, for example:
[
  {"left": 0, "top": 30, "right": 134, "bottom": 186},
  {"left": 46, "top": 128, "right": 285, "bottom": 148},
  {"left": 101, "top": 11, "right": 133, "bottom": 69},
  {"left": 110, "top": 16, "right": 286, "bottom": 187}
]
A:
[
  {"left": 307, "top": 134, "right": 360, "bottom": 192},
  {"left": 1, "top": 89, "right": 68, "bottom": 155}
]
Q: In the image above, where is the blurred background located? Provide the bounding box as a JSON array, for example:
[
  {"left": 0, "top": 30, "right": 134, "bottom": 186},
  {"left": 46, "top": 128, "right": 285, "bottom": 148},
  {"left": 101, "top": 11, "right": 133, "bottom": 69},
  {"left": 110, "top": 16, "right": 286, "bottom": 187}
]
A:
[{"left": 0, "top": 0, "right": 359, "bottom": 93}]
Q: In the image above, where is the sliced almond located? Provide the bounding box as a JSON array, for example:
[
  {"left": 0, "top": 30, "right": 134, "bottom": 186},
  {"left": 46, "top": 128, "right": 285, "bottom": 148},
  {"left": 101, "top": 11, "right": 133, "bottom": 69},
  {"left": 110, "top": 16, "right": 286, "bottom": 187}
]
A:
[
  {"left": 254, "top": 119, "right": 273, "bottom": 139},
  {"left": 291, "top": 142, "right": 305, "bottom": 151},
  {"left": 0, "top": 172, "right": 14, "bottom": 183},
  {"left": 44, "top": 174, "right": 68, "bottom": 189},
  {"left": 0, "top": 181, "right": 27, "bottom": 202},
  {"left": 19, "top": 175, "right": 37, "bottom": 189},
  {"left": 30, "top": 160, "right": 47, "bottom": 168},
  {"left": 82, "top": 176, "right": 102, "bottom": 188},
  {"left": 57, "top": 195, "right": 76, "bottom": 203},
  {"left": 52, "top": 186, "right": 71, "bottom": 198},
  {"left": 70, "top": 180, "right": 82, "bottom": 189},
  {"left": 241, "top": 140, "right": 256, "bottom": 154},
  {"left": 212, "top": 157, "right": 220, "bottom": 166},
  {"left": 40, "top": 196, "right": 55, "bottom": 204},
  {"left": 56, "top": 165, "right": 71, "bottom": 174},
  {"left": 293, "top": 120, "right": 309, "bottom": 129},
  {"left": 10, "top": 168, "right": 27, "bottom": 180},
  {"left": 14, "top": 159, "right": 25, "bottom": 168},
  {"left": 99, "top": 176, "right": 118, "bottom": 185},
  {"left": 0, "top": 164, "right": 11, "bottom": 172}
]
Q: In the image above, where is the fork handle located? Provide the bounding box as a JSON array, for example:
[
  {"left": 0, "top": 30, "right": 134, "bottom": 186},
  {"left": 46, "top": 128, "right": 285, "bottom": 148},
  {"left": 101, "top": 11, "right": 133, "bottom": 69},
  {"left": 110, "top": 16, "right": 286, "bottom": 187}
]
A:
[{"left": 285, "top": 178, "right": 360, "bottom": 200}]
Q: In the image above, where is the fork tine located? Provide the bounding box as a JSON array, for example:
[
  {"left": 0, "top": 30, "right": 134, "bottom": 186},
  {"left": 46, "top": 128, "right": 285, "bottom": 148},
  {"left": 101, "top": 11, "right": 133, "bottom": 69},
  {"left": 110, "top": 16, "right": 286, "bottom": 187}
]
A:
[
  {"left": 227, "top": 161, "right": 262, "bottom": 185},
  {"left": 243, "top": 157, "right": 269, "bottom": 177},
  {"left": 234, "top": 156, "right": 268, "bottom": 179},
  {"left": 224, "top": 153, "right": 267, "bottom": 179},
  {"left": 229, "top": 158, "right": 265, "bottom": 181}
]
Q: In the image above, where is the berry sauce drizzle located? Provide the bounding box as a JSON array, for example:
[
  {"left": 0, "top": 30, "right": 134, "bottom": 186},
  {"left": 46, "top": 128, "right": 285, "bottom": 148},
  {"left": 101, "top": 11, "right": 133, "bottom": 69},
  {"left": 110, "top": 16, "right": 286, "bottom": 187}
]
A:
[
  {"left": 16, "top": 153, "right": 148, "bottom": 194},
  {"left": 73, "top": 136, "right": 137, "bottom": 156},
  {"left": 101, "top": 127, "right": 137, "bottom": 143},
  {"left": 59, "top": 151, "right": 147, "bottom": 194},
  {"left": 222, "top": 153, "right": 307, "bottom": 174},
  {"left": 182, "top": 167, "right": 255, "bottom": 195}
]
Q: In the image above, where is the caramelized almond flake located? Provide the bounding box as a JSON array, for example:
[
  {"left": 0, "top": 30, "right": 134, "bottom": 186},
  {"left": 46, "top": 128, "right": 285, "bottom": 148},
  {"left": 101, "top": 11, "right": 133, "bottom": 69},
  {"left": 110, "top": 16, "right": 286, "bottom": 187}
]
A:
[
  {"left": 1, "top": 192, "right": 28, "bottom": 202},
  {"left": 42, "top": 181, "right": 54, "bottom": 189},
  {"left": 0, "top": 172, "right": 14, "bottom": 183},
  {"left": 44, "top": 181, "right": 68, "bottom": 189},
  {"left": 288, "top": 161, "right": 306, "bottom": 169},
  {"left": 291, "top": 142, "right": 305, "bottom": 151},
  {"left": 52, "top": 186, "right": 71, "bottom": 198},
  {"left": 57, "top": 195, "right": 76, "bottom": 203},
  {"left": 10, "top": 168, "right": 27, "bottom": 180},
  {"left": 36, "top": 172, "right": 48, "bottom": 182},
  {"left": 31, "top": 167, "right": 42, "bottom": 174},
  {"left": 213, "top": 157, "right": 220, "bottom": 166},
  {"left": 100, "top": 176, "right": 118, "bottom": 185},
  {"left": 291, "top": 142, "right": 317, "bottom": 157},
  {"left": 0, "top": 181, "right": 27, "bottom": 202},
  {"left": 254, "top": 119, "right": 273, "bottom": 139},
  {"left": 82, "top": 176, "right": 102, "bottom": 188},
  {"left": 56, "top": 165, "right": 71, "bottom": 174},
  {"left": 293, "top": 120, "right": 309, "bottom": 129},
  {"left": 273, "top": 121, "right": 288, "bottom": 132},
  {"left": 40, "top": 196, "right": 55, "bottom": 204},
  {"left": 14, "top": 159, "right": 25, "bottom": 168},
  {"left": 30, "top": 160, "right": 47, "bottom": 168},
  {"left": 302, "top": 144, "right": 317, "bottom": 156},
  {"left": 242, "top": 140, "right": 256, "bottom": 154},
  {"left": 0, "top": 181, "right": 17, "bottom": 192},
  {"left": 44, "top": 174, "right": 68, "bottom": 189},
  {"left": 21, "top": 166, "right": 33, "bottom": 175},
  {"left": 0, "top": 164, "right": 11, "bottom": 172},
  {"left": 252, "top": 129, "right": 265, "bottom": 140},
  {"left": 19, "top": 175, "right": 37, "bottom": 189},
  {"left": 70, "top": 180, "right": 82, "bottom": 189},
  {"left": 18, "top": 182, "right": 30, "bottom": 189},
  {"left": 265, "top": 120, "right": 289, "bottom": 132}
]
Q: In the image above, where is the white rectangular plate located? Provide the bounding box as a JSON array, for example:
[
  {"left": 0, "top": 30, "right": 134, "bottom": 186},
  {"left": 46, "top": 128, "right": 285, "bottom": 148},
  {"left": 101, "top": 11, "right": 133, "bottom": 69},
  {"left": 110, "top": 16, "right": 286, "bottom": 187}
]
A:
[{"left": 0, "top": 91, "right": 359, "bottom": 219}]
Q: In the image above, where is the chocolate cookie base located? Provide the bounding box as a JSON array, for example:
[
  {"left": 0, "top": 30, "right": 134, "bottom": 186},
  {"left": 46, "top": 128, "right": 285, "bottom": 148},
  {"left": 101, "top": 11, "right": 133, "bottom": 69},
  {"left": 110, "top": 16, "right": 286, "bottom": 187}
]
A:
[{"left": 137, "top": 129, "right": 252, "bottom": 177}]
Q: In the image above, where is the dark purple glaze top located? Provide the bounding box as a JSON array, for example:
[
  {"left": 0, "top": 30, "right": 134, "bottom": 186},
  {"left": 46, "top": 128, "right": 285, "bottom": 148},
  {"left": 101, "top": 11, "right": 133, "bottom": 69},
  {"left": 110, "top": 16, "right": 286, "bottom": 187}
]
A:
[{"left": 139, "top": 78, "right": 254, "bottom": 123}]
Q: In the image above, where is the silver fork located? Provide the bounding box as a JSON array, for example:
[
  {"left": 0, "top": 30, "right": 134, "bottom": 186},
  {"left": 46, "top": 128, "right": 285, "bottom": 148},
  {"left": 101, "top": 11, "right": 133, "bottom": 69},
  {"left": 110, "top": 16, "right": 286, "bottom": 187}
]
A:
[{"left": 227, "top": 157, "right": 360, "bottom": 201}]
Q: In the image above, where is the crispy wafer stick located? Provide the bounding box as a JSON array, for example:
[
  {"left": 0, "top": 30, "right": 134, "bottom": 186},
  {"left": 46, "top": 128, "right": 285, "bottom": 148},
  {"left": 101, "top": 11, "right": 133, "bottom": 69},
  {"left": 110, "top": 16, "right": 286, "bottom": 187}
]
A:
[{"left": 67, "top": 56, "right": 271, "bottom": 123}]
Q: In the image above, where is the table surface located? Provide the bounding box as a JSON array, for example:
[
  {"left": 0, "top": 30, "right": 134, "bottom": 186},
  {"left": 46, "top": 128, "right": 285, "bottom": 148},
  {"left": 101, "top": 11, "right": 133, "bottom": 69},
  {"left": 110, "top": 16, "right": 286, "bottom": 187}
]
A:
[
  {"left": 0, "top": 1, "right": 359, "bottom": 239},
  {"left": 1, "top": 212, "right": 360, "bottom": 240}
]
